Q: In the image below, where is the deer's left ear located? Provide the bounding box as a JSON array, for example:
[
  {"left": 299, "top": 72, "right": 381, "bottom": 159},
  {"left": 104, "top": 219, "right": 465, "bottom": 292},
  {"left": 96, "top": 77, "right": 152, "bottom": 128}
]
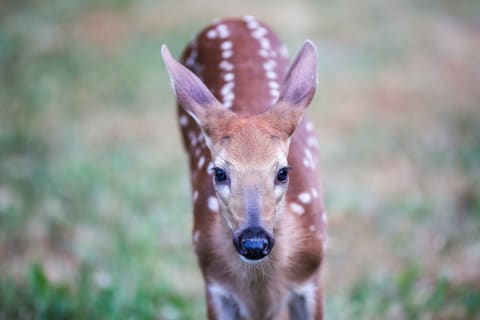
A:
[{"left": 267, "top": 40, "right": 317, "bottom": 136}]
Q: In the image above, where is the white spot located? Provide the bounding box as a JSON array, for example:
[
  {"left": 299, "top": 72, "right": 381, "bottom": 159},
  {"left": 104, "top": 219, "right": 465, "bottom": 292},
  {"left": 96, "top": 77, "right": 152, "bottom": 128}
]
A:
[
  {"left": 290, "top": 202, "right": 305, "bottom": 215},
  {"left": 306, "top": 121, "right": 314, "bottom": 132},
  {"left": 280, "top": 45, "right": 289, "bottom": 58},
  {"left": 270, "top": 88, "right": 280, "bottom": 98},
  {"left": 260, "top": 38, "right": 270, "bottom": 49},
  {"left": 197, "top": 132, "right": 204, "bottom": 143},
  {"left": 189, "top": 131, "right": 197, "bottom": 146},
  {"left": 247, "top": 20, "right": 259, "bottom": 30},
  {"left": 245, "top": 15, "right": 259, "bottom": 27},
  {"left": 217, "top": 24, "right": 230, "bottom": 38},
  {"left": 193, "top": 230, "right": 200, "bottom": 243},
  {"left": 322, "top": 212, "right": 328, "bottom": 224},
  {"left": 206, "top": 29, "right": 218, "bottom": 39},
  {"left": 224, "top": 100, "right": 233, "bottom": 108},
  {"left": 307, "top": 136, "right": 318, "bottom": 148},
  {"left": 221, "top": 82, "right": 235, "bottom": 95},
  {"left": 266, "top": 71, "right": 277, "bottom": 79},
  {"left": 268, "top": 81, "right": 279, "bottom": 89},
  {"left": 304, "top": 149, "right": 315, "bottom": 169},
  {"left": 221, "top": 40, "right": 233, "bottom": 50},
  {"left": 303, "top": 157, "right": 312, "bottom": 168},
  {"left": 223, "top": 92, "right": 235, "bottom": 102},
  {"left": 208, "top": 196, "right": 219, "bottom": 212},
  {"left": 224, "top": 72, "right": 235, "bottom": 82},
  {"left": 259, "top": 49, "right": 269, "bottom": 58},
  {"left": 179, "top": 115, "right": 188, "bottom": 127},
  {"left": 220, "top": 30, "right": 230, "bottom": 39},
  {"left": 311, "top": 188, "right": 318, "bottom": 198},
  {"left": 263, "top": 60, "right": 275, "bottom": 71},
  {"left": 309, "top": 225, "right": 316, "bottom": 232},
  {"left": 298, "top": 192, "right": 312, "bottom": 204},
  {"left": 193, "top": 190, "right": 199, "bottom": 202},
  {"left": 198, "top": 156, "right": 206, "bottom": 169},
  {"left": 222, "top": 50, "right": 233, "bottom": 58},
  {"left": 252, "top": 27, "right": 267, "bottom": 39},
  {"left": 219, "top": 60, "right": 234, "bottom": 71}
]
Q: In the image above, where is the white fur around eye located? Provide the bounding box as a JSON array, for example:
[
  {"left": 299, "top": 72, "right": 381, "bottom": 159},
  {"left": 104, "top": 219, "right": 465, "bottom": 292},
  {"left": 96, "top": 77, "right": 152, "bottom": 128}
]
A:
[
  {"left": 214, "top": 182, "right": 231, "bottom": 199},
  {"left": 274, "top": 186, "right": 286, "bottom": 201},
  {"left": 274, "top": 176, "right": 288, "bottom": 200}
]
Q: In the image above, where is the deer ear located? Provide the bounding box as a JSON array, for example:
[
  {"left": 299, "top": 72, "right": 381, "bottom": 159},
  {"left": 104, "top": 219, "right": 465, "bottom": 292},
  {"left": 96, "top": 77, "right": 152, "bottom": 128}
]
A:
[
  {"left": 161, "top": 45, "right": 229, "bottom": 128},
  {"left": 269, "top": 40, "right": 317, "bottom": 136}
]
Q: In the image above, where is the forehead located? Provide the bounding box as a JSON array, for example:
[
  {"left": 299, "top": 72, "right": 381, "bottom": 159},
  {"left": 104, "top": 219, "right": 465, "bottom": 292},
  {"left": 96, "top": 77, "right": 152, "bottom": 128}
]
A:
[{"left": 211, "top": 116, "right": 288, "bottom": 165}]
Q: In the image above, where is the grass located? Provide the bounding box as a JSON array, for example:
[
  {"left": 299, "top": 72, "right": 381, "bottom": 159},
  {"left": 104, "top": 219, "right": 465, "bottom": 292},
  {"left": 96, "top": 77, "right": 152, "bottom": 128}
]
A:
[
  {"left": 327, "top": 265, "right": 480, "bottom": 319},
  {"left": 0, "top": 263, "right": 199, "bottom": 319},
  {"left": 1, "top": 0, "right": 479, "bottom": 319}
]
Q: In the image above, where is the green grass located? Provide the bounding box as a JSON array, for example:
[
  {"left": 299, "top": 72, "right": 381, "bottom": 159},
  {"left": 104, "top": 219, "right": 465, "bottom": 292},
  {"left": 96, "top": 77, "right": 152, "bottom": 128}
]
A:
[
  {"left": 0, "top": 263, "right": 199, "bottom": 319},
  {"left": 326, "top": 265, "right": 480, "bottom": 320},
  {"left": 1, "top": 0, "right": 479, "bottom": 319}
]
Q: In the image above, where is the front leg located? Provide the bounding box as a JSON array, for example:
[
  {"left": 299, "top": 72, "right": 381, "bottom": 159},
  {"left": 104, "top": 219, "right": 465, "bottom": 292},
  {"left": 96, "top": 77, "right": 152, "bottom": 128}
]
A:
[
  {"left": 289, "top": 279, "right": 323, "bottom": 320},
  {"left": 206, "top": 283, "right": 242, "bottom": 320},
  {"left": 288, "top": 292, "right": 309, "bottom": 319}
]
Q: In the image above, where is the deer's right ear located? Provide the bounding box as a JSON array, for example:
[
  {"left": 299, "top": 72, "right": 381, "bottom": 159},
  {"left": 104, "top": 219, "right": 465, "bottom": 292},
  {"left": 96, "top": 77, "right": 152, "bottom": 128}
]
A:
[{"left": 161, "top": 45, "right": 227, "bottom": 127}]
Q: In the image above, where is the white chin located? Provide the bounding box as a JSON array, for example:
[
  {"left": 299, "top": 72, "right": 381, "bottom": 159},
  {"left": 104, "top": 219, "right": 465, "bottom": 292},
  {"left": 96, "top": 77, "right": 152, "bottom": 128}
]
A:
[{"left": 239, "top": 255, "right": 267, "bottom": 264}]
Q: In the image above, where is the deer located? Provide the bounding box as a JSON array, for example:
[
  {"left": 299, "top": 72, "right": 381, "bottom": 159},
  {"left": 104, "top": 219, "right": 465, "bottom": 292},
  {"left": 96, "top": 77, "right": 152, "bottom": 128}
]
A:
[{"left": 161, "top": 16, "right": 327, "bottom": 320}]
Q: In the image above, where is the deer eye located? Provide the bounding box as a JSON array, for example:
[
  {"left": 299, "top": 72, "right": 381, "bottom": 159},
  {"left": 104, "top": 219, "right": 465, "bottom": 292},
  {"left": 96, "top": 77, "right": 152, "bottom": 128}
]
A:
[
  {"left": 214, "top": 167, "right": 228, "bottom": 184},
  {"left": 276, "top": 167, "right": 290, "bottom": 184}
]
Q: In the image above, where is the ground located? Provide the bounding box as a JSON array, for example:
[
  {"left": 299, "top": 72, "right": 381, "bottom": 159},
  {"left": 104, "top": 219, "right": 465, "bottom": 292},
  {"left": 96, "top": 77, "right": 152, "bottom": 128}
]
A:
[{"left": 0, "top": 0, "right": 479, "bottom": 319}]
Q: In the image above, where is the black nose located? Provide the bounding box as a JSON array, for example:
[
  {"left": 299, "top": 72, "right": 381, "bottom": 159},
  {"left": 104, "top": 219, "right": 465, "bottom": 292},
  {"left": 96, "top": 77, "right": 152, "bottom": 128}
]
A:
[{"left": 233, "top": 227, "right": 274, "bottom": 261}]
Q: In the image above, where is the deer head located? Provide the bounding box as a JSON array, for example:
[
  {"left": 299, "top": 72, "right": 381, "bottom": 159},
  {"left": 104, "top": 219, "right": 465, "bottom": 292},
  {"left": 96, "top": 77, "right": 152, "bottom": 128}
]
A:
[{"left": 162, "top": 41, "right": 317, "bottom": 262}]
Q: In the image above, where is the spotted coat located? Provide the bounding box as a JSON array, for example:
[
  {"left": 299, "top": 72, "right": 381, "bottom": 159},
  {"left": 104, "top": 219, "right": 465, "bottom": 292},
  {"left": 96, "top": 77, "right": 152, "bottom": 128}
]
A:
[{"left": 173, "top": 17, "right": 327, "bottom": 320}]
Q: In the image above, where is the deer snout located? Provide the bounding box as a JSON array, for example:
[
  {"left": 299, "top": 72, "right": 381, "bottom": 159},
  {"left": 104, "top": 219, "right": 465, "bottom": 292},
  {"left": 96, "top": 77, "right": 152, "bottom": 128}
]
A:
[{"left": 233, "top": 226, "right": 274, "bottom": 262}]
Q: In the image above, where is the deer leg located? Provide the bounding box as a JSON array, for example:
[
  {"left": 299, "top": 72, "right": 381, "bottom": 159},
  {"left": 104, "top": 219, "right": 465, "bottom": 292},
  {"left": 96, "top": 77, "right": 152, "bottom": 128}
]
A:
[
  {"left": 207, "top": 284, "right": 242, "bottom": 320},
  {"left": 288, "top": 292, "right": 310, "bottom": 320},
  {"left": 289, "top": 278, "right": 322, "bottom": 320}
]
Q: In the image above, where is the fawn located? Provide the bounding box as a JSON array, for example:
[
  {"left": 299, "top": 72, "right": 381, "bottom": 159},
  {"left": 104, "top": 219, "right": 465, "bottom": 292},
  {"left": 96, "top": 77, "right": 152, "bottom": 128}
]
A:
[{"left": 162, "top": 16, "right": 327, "bottom": 320}]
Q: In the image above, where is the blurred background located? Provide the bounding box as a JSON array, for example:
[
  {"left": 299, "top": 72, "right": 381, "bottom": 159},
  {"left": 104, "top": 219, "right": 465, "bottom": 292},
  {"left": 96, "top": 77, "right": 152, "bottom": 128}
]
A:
[{"left": 1, "top": 0, "right": 479, "bottom": 318}]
